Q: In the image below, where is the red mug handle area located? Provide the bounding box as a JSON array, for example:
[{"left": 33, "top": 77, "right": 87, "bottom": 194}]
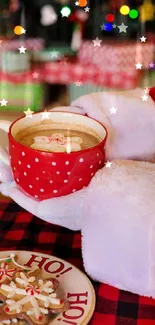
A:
[
  {"left": 149, "top": 87, "right": 155, "bottom": 102},
  {"left": 0, "top": 120, "right": 12, "bottom": 166}
]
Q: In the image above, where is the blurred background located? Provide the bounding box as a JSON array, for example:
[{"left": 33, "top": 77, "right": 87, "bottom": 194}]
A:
[{"left": 0, "top": 0, "right": 155, "bottom": 142}]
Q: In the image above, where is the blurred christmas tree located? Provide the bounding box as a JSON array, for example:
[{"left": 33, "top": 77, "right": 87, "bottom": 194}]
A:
[
  {"left": 0, "top": 0, "right": 14, "bottom": 39},
  {"left": 83, "top": 0, "right": 155, "bottom": 40},
  {"left": 8, "top": 0, "right": 76, "bottom": 46},
  {"left": 1, "top": 0, "right": 155, "bottom": 43}
]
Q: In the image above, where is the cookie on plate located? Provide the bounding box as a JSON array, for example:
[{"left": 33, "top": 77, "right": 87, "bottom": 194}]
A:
[
  {"left": 0, "top": 308, "right": 26, "bottom": 324},
  {"left": 0, "top": 270, "right": 68, "bottom": 325},
  {"left": 0, "top": 318, "right": 25, "bottom": 325},
  {"left": 0, "top": 254, "right": 33, "bottom": 285}
]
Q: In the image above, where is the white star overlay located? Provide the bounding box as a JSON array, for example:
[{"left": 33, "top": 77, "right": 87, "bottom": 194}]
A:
[
  {"left": 110, "top": 106, "right": 117, "bottom": 114},
  {"left": 61, "top": 8, "right": 70, "bottom": 17},
  {"left": 41, "top": 111, "right": 51, "bottom": 120},
  {"left": 105, "top": 161, "right": 112, "bottom": 168},
  {"left": 32, "top": 72, "right": 39, "bottom": 79},
  {"left": 75, "top": 81, "right": 83, "bottom": 86},
  {"left": 50, "top": 50, "right": 60, "bottom": 59},
  {"left": 24, "top": 108, "right": 34, "bottom": 118},
  {"left": 140, "top": 36, "right": 147, "bottom": 42},
  {"left": 141, "top": 94, "right": 148, "bottom": 101},
  {"left": 144, "top": 88, "right": 149, "bottom": 94},
  {"left": 92, "top": 37, "right": 102, "bottom": 47},
  {"left": 0, "top": 99, "right": 8, "bottom": 106},
  {"left": 84, "top": 7, "right": 90, "bottom": 12},
  {"left": 117, "top": 23, "right": 128, "bottom": 33},
  {"left": 100, "top": 24, "right": 105, "bottom": 31},
  {"left": 135, "top": 63, "right": 142, "bottom": 69},
  {"left": 18, "top": 46, "right": 27, "bottom": 54}
]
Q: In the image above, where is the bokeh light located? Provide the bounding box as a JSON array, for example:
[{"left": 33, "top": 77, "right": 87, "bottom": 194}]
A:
[
  {"left": 104, "top": 23, "right": 113, "bottom": 32},
  {"left": 106, "top": 13, "right": 115, "bottom": 23},
  {"left": 14, "top": 25, "right": 25, "bottom": 35},
  {"left": 129, "top": 9, "right": 139, "bottom": 19},
  {"left": 120, "top": 5, "right": 130, "bottom": 15},
  {"left": 79, "top": 0, "right": 88, "bottom": 7},
  {"left": 60, "top": 6, "right": 71, "bottom": 17}
]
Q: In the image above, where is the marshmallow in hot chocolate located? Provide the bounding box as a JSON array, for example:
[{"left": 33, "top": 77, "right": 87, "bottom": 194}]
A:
[{"left": 30, "top": 133, "right": 83, "bottom": 152}]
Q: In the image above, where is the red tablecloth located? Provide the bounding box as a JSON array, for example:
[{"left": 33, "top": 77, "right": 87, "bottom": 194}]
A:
[
  {"left": 0, "top": 63, "right": 141, "bottom": 89},
  {"left": 78, "top": 41, "right": 154, "bottom": 70},
  {"left": 41, "top": 62, "right": 140, "bottom": 89},
  {"left": 0, "top": 197, "right": 155, "bottom": 325}
]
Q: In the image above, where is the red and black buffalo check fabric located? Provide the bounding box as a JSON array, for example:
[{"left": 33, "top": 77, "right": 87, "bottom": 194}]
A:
[{"left": 0, "top": 197, "right": 155, "bottom": 325}]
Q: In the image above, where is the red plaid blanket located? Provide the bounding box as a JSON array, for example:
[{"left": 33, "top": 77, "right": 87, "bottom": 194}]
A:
[{"left": 0, "top": 198, "right": 155, "bottom": 325}]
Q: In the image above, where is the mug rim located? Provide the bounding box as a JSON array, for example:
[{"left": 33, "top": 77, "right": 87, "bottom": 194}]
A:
[{"left": 9, "top": 111, "right": 108, "bottom": 155}]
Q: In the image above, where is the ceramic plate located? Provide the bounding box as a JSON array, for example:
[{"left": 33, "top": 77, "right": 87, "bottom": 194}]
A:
[{"left": 0, "top": 251, "right": 96, "bottom": 325}]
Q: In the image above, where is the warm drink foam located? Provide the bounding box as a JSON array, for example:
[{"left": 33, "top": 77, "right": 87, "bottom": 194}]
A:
[{"left": 15, "top": 122, "right": 101, "bottom": 152}]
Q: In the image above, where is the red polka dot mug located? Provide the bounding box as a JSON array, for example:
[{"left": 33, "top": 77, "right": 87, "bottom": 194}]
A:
[{"left": 0, "top": 111, "right": 107, "bottom": 201}]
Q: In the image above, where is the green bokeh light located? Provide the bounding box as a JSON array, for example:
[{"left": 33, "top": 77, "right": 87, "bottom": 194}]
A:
[
  {"left": 129, "top": 9, "right": 139, "bottom": 19},
  {"left": 60, "top": 6, "right": 71, "bottom": 17}
]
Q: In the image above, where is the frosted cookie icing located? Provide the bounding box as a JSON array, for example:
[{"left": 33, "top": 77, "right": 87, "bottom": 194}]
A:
[
  {"left": 1, "top": 271, "right": 66, "bottom": 325},
  {"left": 0, "top": 319, "right": 18, "bottom": 324},
  {"left": 0, "top": 254, "right": 32, "bottom": 284},
  {"left": 0, "top": 318, "right": 25, "bottom": 325}
]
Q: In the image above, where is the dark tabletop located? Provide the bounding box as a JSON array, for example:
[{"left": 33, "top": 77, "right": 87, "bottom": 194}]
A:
[{"left": 0, "top": 197, "right": 155, "bottom": 325}]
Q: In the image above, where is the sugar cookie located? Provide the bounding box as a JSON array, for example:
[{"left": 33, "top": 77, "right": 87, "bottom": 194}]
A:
[
  {"left": 0, "top": 254, "right": 33, "bottom": 285},
  {"left": 1, "top": 271, "right": 68, "bottom": 325}
]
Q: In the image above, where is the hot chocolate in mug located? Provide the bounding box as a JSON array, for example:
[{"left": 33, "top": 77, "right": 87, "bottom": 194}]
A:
[{"left": 0, "top": 110, "right": 107, "bottom": 200}]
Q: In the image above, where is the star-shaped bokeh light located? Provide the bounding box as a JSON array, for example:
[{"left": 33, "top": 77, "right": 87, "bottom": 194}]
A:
[
  {"left": 0, "top": 99, "right": 8, "bottom": 106},
  {"left": 135, "top": 63, "right": 142, "bottom": 69},
  {"left": 140, "top": 36, "right": 147, "bottom": 42},
  {"left": 18, "top": 46, "right": 27, "bottom": 54},
  {"left": 92, "top": 37, "right": 102, "bottom": 47},
  {"left": 50, "top": 50, "right": 60, "bottom": 59},
  {"left": 75, "top": 81, "right": 83, "bottom": 86},
  {"left": 84, "top": 7, "right": 90, "bottom": 12},
  {"left": 41, "top": 111, "right": 51, "bottom": 120},
  {"left": 24, "top": 108, "right": 34, "bottom": 118},
  {"left": 141, "top": 94, "right": 148, "bottom": 101},
  {"left": 60, "top": 6, "right": 71, "bottom": 17},
  {"left": 117, "top": 22, "right": 128, "bottom": 33},
  {"left": 144, "top": 88, "right": 149, "bottom": 94},
  {"left": 32, "top": 72, "right": 39, "bottom": 79},
  {"left": 110, "top": 106, "right": 117, "bottom": 114},
  {"left": 105, "top": 161, "right": 113, "bottom": 168}
]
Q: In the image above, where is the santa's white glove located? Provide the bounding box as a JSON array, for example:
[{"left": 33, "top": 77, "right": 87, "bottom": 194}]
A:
[
  {"left": 0, "top": 166, "right": 85, "bottom": 231},
  {"left": 0, "top": 107, "right": 85, "bottom": 231},
  {"left": 71, "top": 88, "right": 155, "bottom": 161},
  {"left": 0, "top": 88, "right": 155, "bottom": 231}
]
